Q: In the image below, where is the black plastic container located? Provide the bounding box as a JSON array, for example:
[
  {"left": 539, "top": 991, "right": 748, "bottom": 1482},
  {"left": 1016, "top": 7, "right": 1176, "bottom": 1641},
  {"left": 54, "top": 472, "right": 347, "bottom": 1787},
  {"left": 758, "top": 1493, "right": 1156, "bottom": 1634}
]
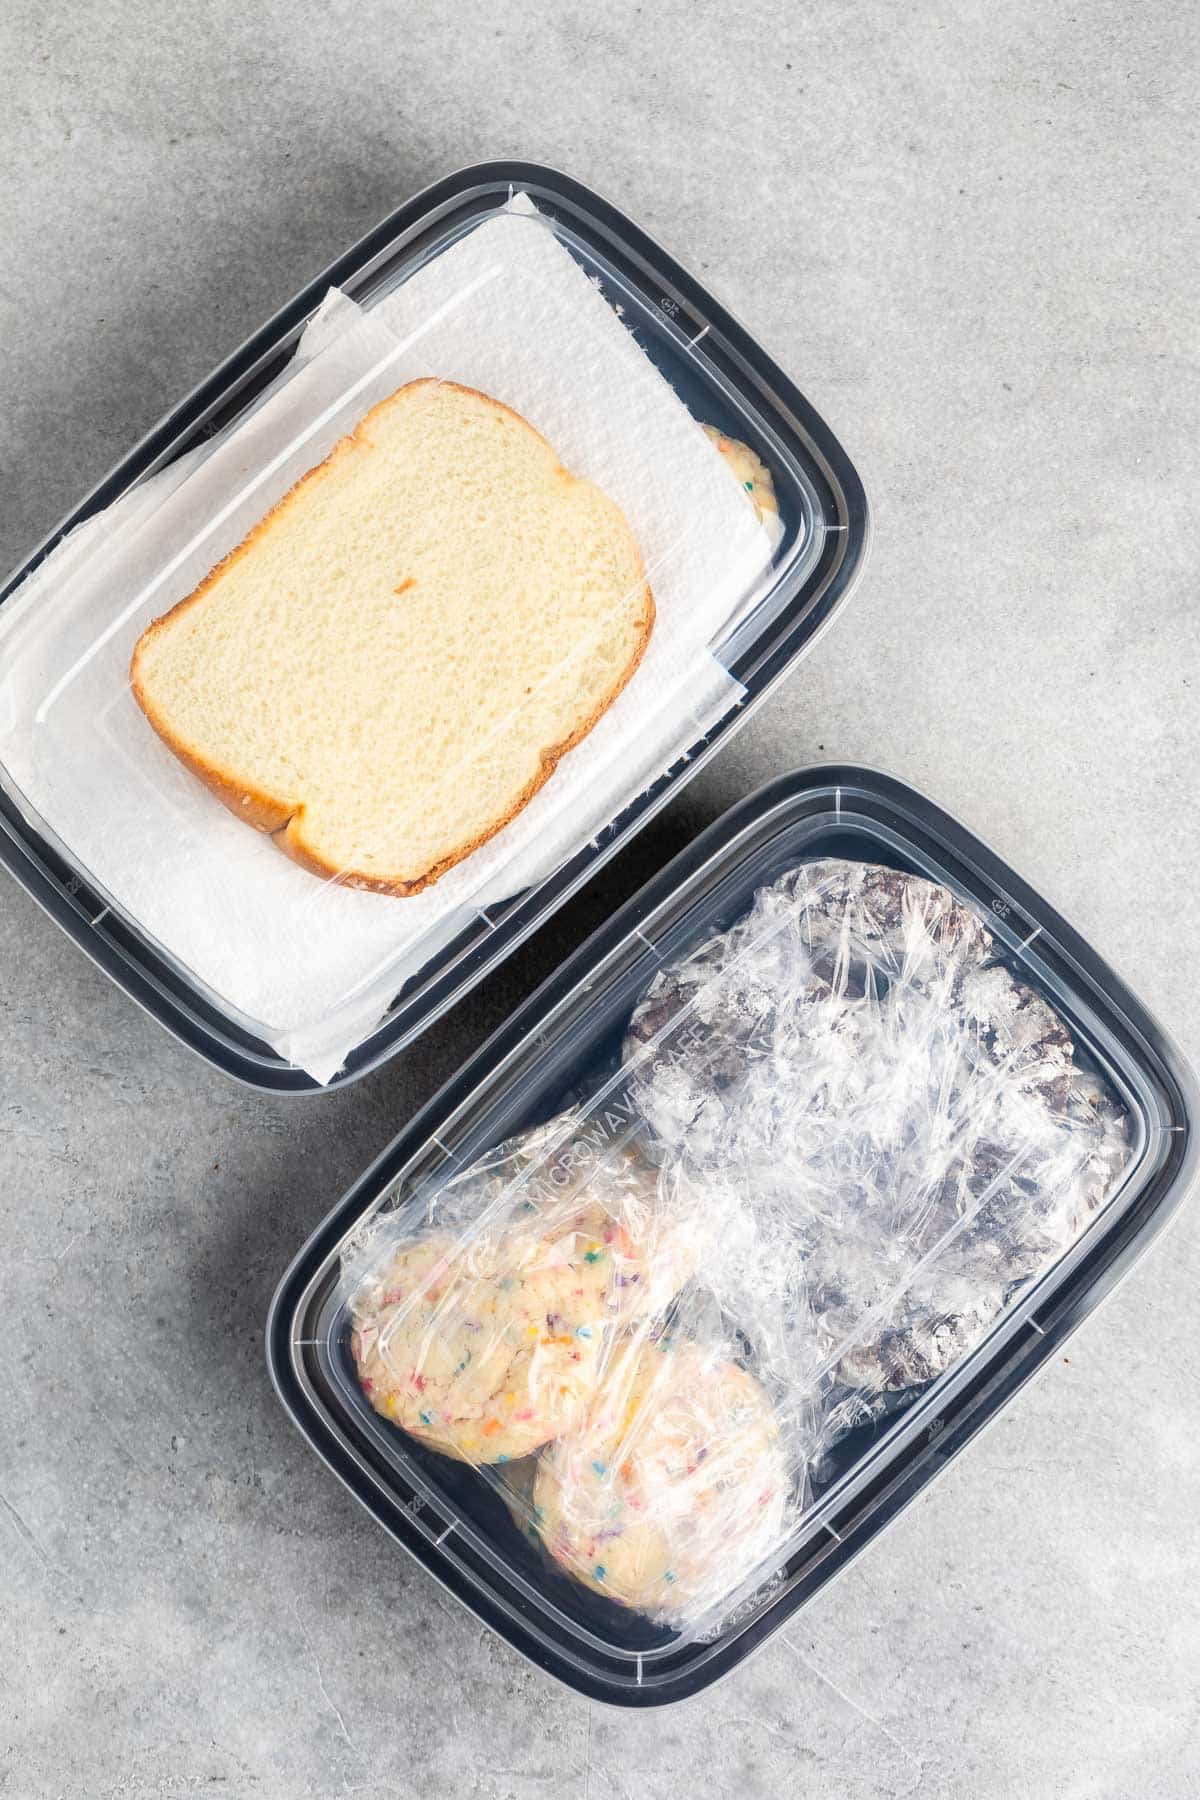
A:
[
  {"left": 267, "top": 766, "right": 1196, "bottom": 1705},
  {"left": 0, "top": 162, "right": 868, "bottom": 1091}
]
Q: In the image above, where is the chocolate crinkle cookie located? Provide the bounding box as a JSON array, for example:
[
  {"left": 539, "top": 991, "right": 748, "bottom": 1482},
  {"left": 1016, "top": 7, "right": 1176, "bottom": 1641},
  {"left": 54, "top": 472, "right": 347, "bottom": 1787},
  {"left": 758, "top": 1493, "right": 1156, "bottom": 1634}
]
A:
[{"left": 623, "top": 858, "right": 1131, "bottom": 1417}]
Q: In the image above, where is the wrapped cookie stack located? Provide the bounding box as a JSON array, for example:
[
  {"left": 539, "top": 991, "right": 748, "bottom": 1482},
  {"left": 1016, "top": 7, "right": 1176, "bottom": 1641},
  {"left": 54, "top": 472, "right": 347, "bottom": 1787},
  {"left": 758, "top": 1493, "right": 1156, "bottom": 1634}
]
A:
[
  {"left": 344, "top": 855, "right": 1132, "bottom": 1631},
  {"left": 346, "top": 1111, "right": 789, "bottom": 1623}
]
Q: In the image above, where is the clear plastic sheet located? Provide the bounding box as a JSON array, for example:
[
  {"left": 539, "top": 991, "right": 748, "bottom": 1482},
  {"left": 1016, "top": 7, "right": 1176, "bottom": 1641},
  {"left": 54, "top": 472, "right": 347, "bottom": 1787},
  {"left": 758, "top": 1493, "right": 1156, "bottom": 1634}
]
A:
[
  {"left": 341, "top": 856, "right": 1133, "bottom": 1632},
  {"left": 0, "top": 196, "right": 784, "bottom": 1081}
]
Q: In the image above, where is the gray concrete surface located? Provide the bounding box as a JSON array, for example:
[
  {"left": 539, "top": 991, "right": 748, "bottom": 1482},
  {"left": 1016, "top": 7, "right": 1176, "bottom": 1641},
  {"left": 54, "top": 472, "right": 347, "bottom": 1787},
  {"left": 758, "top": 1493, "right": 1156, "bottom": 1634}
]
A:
[{"left": 2, "top": 2, "right": 1198, "bottom": 1795}]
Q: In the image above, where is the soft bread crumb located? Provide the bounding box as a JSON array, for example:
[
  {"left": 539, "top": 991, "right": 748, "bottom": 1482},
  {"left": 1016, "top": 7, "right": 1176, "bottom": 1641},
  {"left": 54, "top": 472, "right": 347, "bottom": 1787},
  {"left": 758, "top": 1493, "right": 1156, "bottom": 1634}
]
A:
[{"left": 130, "top": 380, "right": 655, "bottom": 894}]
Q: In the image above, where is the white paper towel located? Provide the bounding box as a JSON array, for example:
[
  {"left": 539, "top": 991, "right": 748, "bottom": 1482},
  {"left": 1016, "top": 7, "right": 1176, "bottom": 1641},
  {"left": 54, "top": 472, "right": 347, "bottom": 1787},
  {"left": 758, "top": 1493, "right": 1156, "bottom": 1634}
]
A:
[{"left": 0, "top": 198, "right": 774, "bottom": 1080}]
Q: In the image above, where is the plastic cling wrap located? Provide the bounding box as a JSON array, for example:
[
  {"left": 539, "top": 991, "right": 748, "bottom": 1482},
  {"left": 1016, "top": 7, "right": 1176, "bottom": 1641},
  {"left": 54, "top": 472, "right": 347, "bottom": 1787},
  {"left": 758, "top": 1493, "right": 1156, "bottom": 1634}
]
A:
[{"left": 340, "top": 856, "right": 1132, "bottom": 1633}]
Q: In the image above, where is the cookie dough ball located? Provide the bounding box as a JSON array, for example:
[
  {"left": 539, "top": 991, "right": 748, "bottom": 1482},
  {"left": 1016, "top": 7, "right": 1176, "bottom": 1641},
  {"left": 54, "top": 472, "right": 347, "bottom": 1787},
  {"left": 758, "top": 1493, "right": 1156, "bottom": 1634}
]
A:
[
  {"left": 350, "top": 1234, "right": 604, "bottom": 1463},
  {"left": 703, "top": 425, "right": 781, "bottom": 541},
  {"left": 533, "top": 1338, "right": 789, "bottom": 1620}
]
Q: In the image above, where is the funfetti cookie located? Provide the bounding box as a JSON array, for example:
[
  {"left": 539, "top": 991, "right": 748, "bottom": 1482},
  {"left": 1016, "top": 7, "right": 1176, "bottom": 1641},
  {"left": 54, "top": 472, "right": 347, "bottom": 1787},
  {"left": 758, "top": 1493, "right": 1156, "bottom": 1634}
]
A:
[
  {"left": 437, "top": 1110, "right": 706, "bottom": 1327},
  {"left": 533, "top": 1337, "right": 790, "bottom": 1621},
  {"left": 350, "top": 1234, "right": 605, "bottom": 1463},
  {"left": 501, "top": 1165, "right": 705, "bottom": 1330}
]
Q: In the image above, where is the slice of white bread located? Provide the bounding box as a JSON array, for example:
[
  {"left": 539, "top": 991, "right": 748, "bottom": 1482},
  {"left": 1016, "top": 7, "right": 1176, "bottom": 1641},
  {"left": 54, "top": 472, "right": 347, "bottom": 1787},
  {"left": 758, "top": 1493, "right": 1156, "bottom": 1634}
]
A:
[{"left": 130, "top": 380, "right": 654, "bottom": 895}]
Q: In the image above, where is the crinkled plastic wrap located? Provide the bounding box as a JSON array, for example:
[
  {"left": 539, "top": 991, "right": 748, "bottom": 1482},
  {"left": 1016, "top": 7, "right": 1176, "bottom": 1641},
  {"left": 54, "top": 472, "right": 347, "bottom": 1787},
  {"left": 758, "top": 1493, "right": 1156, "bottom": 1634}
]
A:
[{"left": 341, "top": 856, "right": 1132, "bottom": 1632}]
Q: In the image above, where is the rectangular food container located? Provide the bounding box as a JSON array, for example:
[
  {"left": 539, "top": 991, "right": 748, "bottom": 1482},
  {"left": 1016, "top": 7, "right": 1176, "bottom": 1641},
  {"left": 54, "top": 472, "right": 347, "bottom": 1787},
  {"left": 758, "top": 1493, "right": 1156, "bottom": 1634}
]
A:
[
  {"left": 0, "top": 161, "right": 868, "bottom": 1091},
  {"left": 267, "top": 765, "right": 1197, "bottom": 1706}
]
